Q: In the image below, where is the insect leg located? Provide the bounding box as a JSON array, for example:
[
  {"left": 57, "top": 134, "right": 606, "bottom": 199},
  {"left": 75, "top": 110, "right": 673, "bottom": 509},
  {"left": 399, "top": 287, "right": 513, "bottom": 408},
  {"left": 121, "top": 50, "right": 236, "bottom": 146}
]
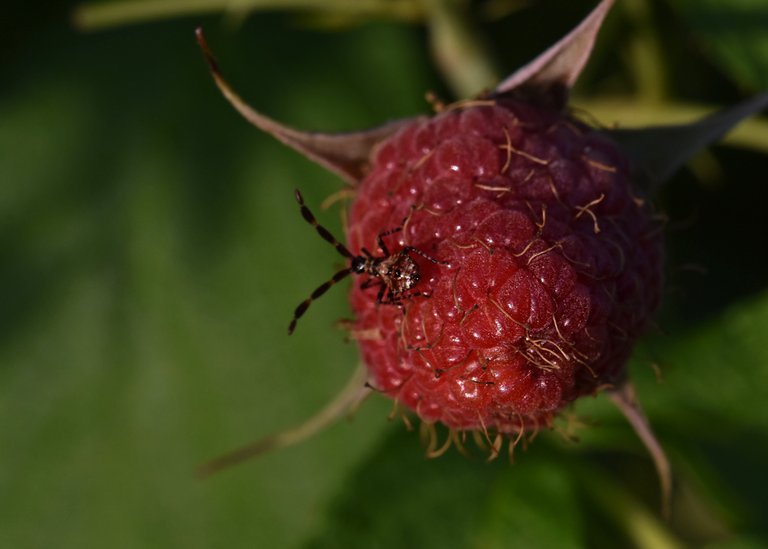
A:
[
  {"left": 375, "top": 225, "right": 404, "bottom": 256},
  {"left": 375, "top": 284, "right": 387, "bottom": 304},
  {"left": 402, "top": 246, "right": 450, "bottom": 266},
  {"left": 379, "top": 290, "right": 431, "bottom": 307},
  {"left": 360, "top": 277, "right": 381, "bottom": 290}
]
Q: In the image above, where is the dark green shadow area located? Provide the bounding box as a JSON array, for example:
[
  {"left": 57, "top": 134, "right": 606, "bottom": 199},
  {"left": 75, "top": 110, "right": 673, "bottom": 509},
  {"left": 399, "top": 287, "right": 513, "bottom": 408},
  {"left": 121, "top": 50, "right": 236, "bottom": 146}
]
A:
[
  {"left": 306, "top": 426, "right": 587, "bottom": 549},
  {"left": 658, "top": 147, "right": 768, "bottom": 330}
]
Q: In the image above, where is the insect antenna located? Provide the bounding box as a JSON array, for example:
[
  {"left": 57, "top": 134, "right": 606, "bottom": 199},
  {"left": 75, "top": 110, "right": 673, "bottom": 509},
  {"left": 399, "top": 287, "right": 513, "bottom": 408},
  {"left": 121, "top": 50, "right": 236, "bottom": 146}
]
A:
[
  {"left": 289, "top": 190, "right": 356, "bottom": 335},
  {"left": 289, "top": 267, "right": 352, "bottom": 335},
  {"left": 295, "top": 189, "right": 353, "bottom": 259}
]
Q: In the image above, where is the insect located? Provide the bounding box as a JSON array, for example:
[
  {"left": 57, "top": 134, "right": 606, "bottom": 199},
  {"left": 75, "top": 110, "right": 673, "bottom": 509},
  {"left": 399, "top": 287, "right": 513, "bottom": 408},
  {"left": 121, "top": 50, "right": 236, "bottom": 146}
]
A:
[{"left": 288, "top": 189, "right": 446, "bottom": 334}]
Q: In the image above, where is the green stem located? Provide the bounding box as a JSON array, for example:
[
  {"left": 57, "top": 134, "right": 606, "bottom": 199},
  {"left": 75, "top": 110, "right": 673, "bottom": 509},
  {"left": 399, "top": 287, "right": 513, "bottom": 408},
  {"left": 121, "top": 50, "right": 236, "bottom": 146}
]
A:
[
  {"left": 622, "top": 0, "right": 668, "bottom": 103},
  {"left": 575, "top": 97, "right": 768, "bottom": 154},
  {"left": 196, "top": 364, "right": 371, "bottom": 477},
  {"left": 73, "top": 0, "right": 422, "bottom": 30},
  {"left": 421, "top": 0, "right": 500, "bottom": 98},
  {"left": 577, "top": 464, "right": 684, "bottom": 549}
]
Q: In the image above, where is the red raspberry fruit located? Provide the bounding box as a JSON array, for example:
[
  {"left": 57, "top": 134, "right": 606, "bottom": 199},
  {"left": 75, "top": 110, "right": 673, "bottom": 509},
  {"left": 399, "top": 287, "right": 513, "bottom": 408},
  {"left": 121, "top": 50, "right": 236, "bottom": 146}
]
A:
[
  {"left": 194, "top": 3, "right": 767, "bottom": 513},
  {"left": 347, "top": 98, "right": 663, "bottom": 435}
]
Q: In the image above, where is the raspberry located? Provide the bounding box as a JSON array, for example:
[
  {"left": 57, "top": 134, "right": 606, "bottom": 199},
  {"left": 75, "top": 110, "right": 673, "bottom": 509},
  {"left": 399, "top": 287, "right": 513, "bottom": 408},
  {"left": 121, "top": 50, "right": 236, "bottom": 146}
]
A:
[
  {"left": 196, "top": 2, "right": 766, "bottom": 512},
  {"left": 347, "top": 98, "right": 663, "bottom": 435}
]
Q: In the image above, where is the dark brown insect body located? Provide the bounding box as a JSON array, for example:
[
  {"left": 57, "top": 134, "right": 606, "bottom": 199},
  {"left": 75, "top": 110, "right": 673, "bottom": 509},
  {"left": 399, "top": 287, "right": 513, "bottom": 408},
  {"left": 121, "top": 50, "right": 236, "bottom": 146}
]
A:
[{"left": 288, "top": 190, "right": 442, "bottom": 334}]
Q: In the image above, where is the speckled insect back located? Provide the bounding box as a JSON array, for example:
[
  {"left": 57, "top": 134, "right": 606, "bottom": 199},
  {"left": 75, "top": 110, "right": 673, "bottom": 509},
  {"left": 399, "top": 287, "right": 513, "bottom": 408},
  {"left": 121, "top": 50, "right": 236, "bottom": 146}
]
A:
[
  {"left": 288, "top": 189, "right": 446, "bottom": 335},
  {"left": 347, "top": 98, "right": 664, "bottom": 434}
]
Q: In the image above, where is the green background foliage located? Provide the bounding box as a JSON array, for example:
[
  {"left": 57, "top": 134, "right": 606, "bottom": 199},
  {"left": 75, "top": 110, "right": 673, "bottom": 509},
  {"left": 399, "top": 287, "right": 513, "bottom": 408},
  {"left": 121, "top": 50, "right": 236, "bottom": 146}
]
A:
[{"left": 1, "top": 1, "right": 767, "bottom": 547}]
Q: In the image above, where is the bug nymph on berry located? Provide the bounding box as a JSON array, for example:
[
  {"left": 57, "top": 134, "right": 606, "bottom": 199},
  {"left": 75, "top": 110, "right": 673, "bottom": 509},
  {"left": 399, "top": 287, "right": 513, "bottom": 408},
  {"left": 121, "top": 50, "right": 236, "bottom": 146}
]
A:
[{"left": 288, "top": 189, "right": 446, "bottom": 335}]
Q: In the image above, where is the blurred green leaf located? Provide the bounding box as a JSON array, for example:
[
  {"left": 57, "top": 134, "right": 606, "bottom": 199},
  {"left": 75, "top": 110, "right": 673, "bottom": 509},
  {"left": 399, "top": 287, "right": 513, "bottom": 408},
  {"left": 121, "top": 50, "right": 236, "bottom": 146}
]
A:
[
  {"left": 0, "top": 16, "right": 429, "bottom": 549},
  {"left": 306, "top": 429, "right": 584, "bottom": 549},
  {"left": 671, "top": 0, "right": 768, "bottom": 89},
  {"left": 3, "top": 2, "right": 768, "bottom": 549},
  {"left": 642, "top": 290, "right": 768, "bottom": 430},
  {"left": 72, "top": 0, "right": 423, "bottom": 30},
  {"left": 306, "top": 426, "right": 689, "bottom": 549},
  {"left": 473, "top": 461, "right": 583, "bottom": 549}
]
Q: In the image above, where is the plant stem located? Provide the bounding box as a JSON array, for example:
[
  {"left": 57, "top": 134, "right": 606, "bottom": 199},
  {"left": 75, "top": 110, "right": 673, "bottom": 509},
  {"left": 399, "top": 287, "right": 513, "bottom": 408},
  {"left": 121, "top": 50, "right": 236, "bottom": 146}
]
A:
[
  {"left": 575, "top": 97, "right": 768, "bottom": 154},
  {"left": 73, "top": 0, "right": 422, "bottom": 30},
  {"left": 421, "top": 0, "right": 500, "bottom": 98},
  {"left": 622, "top": 0, "right": 668, "bottom": 103}
]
